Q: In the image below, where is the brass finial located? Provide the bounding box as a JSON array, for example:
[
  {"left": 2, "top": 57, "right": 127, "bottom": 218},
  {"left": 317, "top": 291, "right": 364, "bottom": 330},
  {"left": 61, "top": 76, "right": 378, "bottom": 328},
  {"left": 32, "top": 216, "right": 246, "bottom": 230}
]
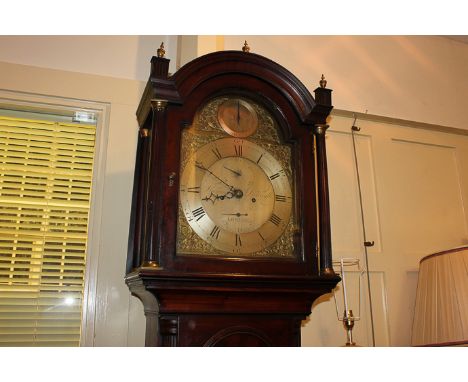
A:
[
  {"left": 319, "top": 74, "right": 327, "bottom": 88},
  {"left": 242, "top": 40, "right": 250, "bottom": 53},
  {"left": 157, "top": 42, "right": 166, "bottom": 58}
]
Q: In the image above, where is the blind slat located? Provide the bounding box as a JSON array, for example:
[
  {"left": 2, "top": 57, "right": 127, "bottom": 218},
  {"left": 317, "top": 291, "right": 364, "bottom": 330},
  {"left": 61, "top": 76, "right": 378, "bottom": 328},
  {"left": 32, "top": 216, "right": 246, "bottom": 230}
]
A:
[
  {"left": 0, "top": 285, "right": 84, "bottom": 292},
  {"left": 0, "top": 196, "right": 90, "bottom": 209},
  {"left": 0, "top": 147, "right": 95, "bottom": 162},
  {"left": 0, "top": 121, "right": 96, "bottom": 139},
  {"left": 0, "top": 201, "right": 89, "bottom": 214},
  {"left": 0, "top": 142, "right": 95, "bottom": 158},
  {"left": 0, "top": 138, "right": 95, "bottom": 154},
  {"left": 0, "top": 255, "right": 85, "bottom": 263},
  {"left": 0, "top": 182, "right": 92, "bottom": 192},
  {"left": 0, "top": 163, "right": 93, "bottom": 178},
  {"left": 0, "top": 320, "right": 82, "bottom": 328}
]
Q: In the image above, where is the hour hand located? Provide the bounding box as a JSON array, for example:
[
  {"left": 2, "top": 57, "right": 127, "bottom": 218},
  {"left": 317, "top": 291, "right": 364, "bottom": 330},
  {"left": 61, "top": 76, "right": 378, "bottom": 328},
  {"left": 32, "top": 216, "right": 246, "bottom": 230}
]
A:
[
  {"left": 222, "top": 212, "right": 248, "bottom": 217},
  {"left": 223, "top": 165, "right": 241, "bottom": 177}
]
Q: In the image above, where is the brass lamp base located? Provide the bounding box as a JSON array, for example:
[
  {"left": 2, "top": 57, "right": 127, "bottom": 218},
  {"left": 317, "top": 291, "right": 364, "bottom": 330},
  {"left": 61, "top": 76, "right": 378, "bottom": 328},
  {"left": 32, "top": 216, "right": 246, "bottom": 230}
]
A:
[{"left": 343, "top": 309, "right": 358, "bottom": 347}]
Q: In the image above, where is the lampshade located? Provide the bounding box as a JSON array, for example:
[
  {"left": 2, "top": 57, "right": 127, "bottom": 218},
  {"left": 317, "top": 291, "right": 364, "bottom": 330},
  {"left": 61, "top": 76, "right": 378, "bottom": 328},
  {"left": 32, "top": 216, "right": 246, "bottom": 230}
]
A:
[{"left": 412, "top": 246, "right": 468, "bottom": 346}]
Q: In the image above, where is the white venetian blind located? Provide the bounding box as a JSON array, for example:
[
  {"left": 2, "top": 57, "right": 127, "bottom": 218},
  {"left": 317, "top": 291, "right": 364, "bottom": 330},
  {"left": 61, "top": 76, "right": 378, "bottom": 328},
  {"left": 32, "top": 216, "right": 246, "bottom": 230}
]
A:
[{"left": 0, "top": 112, "right": 96, "bottom": 346}]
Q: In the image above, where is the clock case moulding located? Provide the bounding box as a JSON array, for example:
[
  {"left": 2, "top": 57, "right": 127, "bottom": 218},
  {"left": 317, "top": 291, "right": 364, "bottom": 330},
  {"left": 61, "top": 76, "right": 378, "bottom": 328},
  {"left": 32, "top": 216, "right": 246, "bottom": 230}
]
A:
[{"left": 125, "top": 49, "right": 340, "bottom": 346}]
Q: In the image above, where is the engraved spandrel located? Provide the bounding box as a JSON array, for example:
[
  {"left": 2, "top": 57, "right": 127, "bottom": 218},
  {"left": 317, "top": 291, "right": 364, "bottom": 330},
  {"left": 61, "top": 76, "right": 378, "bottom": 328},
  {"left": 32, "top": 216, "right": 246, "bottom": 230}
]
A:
[
  {"left": 196, "top": 99, "right": 223, "bottom": 133},
  {"left": 195, "top": 97, "right": 280, "bottom": 144},
  {"left": 177, "top": 204, "right": 214, "bottom": 254},
  {"left": 252, "top": 111, "right": 279, "bottom": 143}
]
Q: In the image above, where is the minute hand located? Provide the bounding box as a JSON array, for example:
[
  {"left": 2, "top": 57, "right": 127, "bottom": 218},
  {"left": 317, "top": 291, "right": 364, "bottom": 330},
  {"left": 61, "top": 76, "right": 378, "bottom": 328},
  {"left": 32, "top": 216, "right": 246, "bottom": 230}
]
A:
[{"left": 195, "top": 162, "right": 234, "bottom": 190}]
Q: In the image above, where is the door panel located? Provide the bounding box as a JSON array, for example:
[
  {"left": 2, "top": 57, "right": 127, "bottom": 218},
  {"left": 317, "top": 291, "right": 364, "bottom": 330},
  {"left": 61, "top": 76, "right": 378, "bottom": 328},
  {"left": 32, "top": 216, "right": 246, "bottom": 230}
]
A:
[
  {"left": 387, "top": 139, "right": 467, "bottom": 254},
  {"left": 328, "top": 131, "right": 383, "bottom": 257}
]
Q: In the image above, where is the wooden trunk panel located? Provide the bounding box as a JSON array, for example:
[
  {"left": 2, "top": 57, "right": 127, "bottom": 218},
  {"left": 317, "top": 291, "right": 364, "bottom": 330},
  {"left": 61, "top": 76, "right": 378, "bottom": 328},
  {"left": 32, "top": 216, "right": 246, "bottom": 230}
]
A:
[{"left": 161, "top": 314, "right": 302, "bottom": 347}]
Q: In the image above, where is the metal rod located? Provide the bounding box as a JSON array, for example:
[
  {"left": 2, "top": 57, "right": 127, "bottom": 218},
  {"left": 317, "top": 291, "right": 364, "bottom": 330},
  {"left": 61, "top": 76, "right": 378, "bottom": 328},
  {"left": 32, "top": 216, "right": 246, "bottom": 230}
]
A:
[
  {"left": 350, "top": 115, "right": 376, "bottom": 347},
  {"left": 340, "top": 259, "right": 349, "bottom": 313}
]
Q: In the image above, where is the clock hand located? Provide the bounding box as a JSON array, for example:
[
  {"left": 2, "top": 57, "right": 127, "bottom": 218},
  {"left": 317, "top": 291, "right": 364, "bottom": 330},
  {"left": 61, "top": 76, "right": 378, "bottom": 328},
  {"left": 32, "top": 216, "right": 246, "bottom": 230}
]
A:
[
  {"left": 237, "top": 100, "right": 240, "bottom": 126},
  {"left": 222, "top": 212, "right": 248, "bottom": 217},
  {"left": 202, "top": 187, "right": 244, "bottom": 204},
  {"left": 195, "top": 161, "right": 235, "bottom": 191},
  {"left": 223, "top": 165, "right": 241, "bottom": 177},
  {"left": 202, "top": 190, "right": 235, "bottom": 204}
]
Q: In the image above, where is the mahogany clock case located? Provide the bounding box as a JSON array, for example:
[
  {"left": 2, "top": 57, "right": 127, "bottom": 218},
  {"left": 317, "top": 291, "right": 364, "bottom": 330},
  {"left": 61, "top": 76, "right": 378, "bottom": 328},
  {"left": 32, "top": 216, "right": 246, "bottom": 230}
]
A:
[{"left": 125, "top": 50, "right": 339, "bottom": 346}]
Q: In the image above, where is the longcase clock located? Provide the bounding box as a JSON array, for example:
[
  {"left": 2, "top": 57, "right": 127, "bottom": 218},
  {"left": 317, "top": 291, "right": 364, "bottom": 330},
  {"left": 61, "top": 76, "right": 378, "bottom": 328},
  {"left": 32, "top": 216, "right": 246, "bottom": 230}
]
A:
[{"left": 125, "top": 43, "right": 339, "bottom": 346}]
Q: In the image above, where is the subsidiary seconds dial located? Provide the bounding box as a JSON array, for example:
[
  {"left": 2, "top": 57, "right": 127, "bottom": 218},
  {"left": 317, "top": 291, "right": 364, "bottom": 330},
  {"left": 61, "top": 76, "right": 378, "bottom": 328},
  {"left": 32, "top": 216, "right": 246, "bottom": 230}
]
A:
[
  {"left": 180, "top": 137, "right": 292, "bottom": 255},
  {"left": 217, "top": 99, "right": 258, "bottom": 138}
]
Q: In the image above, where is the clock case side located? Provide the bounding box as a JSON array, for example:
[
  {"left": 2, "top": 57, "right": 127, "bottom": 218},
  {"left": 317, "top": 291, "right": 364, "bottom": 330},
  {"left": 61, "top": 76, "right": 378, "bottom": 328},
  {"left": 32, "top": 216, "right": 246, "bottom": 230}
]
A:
[{"left": 127, "top": 51, "right": 336, "bottom": 279}]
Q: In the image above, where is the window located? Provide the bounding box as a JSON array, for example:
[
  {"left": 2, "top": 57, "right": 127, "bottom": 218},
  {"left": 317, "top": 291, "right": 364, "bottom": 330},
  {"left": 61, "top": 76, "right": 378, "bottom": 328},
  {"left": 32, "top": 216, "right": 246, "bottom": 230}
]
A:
[{"left": 0, "top": 108, "right": 97, "bottom": 346}]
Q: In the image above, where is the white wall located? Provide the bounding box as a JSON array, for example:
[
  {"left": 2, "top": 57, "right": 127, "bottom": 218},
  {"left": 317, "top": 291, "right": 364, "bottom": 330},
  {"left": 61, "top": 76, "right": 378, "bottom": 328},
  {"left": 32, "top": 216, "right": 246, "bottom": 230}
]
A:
[
  {"left": 223, "top": 36, "right": 468, "bottom": 130},
  {"left": 2, "top": 35, "right": 466, "bottom": 129},
  {"left": 0, "top": 35, "right": 179, "bottom": 81}
]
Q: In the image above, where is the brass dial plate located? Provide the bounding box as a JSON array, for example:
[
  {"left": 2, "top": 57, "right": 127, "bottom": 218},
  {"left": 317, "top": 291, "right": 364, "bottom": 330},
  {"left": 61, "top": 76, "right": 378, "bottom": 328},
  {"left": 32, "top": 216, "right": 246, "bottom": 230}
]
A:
[
  {"left": 180, "top": 138, "right": 292, "bottom": 255},
  {"left": 176, "top": 96, "right": 296, "bottom": 258}
]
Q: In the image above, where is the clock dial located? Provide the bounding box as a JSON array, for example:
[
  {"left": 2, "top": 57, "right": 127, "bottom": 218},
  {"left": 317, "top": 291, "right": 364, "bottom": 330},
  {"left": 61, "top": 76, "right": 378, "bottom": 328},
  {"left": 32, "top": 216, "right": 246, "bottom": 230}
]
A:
[
  {"left": 217, "top": 99, "right": 258, "bottom": 138},
  {"left": 180, "top": 137, "right": 292, "bottom": 254}
]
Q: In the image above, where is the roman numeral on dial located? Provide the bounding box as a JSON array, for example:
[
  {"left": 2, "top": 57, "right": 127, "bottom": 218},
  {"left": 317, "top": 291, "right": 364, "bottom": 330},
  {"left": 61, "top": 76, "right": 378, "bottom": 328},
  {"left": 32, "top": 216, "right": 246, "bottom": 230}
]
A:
[
  {"left": 212, "top": 147, "right": 222, "bottom": 160},
  {"left": 192, "top": 206, "right": 206, "bottom": 221},
  {"left": 275, "top": 195, "right": 287, "bottom": 202},
  {"left": 269, "top": 171, "right": 282, "bottom": 180},
  {"left": 234, "top": 144, "right": 243, "bottom": 157},
  {"left": 235, "top": 234, "right": 242, "bottom": 246},
  {"left": 210, "top": 225, "right": 221, "bottom": 240},
  {"left": 269, "top": 213, "right": 282, "bottom": 226}
]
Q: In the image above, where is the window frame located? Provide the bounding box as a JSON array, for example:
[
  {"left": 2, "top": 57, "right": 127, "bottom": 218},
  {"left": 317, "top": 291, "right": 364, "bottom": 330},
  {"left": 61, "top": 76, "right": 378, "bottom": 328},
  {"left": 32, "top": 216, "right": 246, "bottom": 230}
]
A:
[{"left": 0, "top": 89, "right": 110, "bottom": 346}]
